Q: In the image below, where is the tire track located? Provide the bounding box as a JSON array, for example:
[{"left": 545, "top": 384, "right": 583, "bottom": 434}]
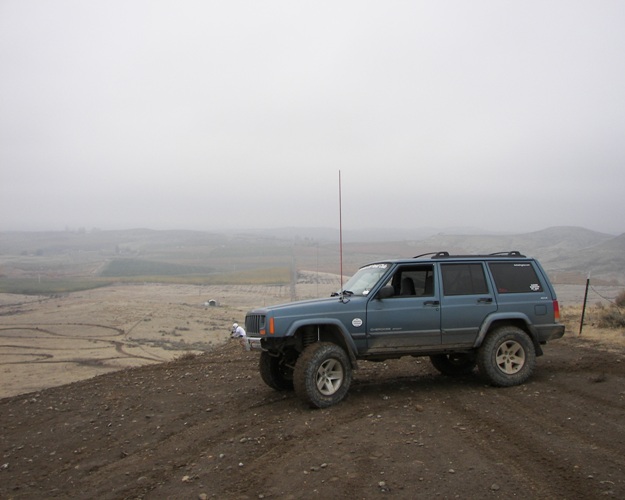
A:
[
  {"left": 444, "top": 387, "right": 625, "bottom": 498},
  {"left": 543, "top": 375, "right": 625, "bottom": 413},
  {"left": 0, "top": 324, "right": 164, "bottom": 366}
]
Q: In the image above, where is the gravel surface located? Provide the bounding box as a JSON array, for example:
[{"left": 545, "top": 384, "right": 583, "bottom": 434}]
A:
[{"left": 1, "top": 336, "right": 624, "bottom": 499}]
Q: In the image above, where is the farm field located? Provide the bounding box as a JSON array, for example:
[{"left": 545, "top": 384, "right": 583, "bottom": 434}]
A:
[{"left": 0, "top": 274, "right": 341, "bottom": 399}]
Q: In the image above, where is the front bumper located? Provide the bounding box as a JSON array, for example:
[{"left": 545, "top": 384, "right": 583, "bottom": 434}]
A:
[{"left": 244, "top": 336, "right": 263, "bottom": 351}]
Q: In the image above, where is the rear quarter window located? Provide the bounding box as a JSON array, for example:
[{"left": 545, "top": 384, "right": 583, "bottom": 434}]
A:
[{"left": 488, "top": 262, "right": 543, "bottom": 294}]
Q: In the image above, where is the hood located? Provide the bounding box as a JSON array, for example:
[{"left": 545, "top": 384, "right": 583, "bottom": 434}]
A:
[{"left": 249, "top": 295, "right": 365, "bottom": 316}]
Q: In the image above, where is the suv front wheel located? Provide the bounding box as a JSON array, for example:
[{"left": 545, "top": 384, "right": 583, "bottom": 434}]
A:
[
  {"left": 477, "top": 326, "right": 536, "bottom": 387},
  {"left": 259, "top": 351, "right": 294, "bottom": 391},
  {"left": 294, "top": 342, "right": 352, "bottom": 408}
]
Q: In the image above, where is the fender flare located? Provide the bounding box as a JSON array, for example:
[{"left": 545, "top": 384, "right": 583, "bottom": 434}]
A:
[
  {"left": 474, "top": 313, "right": 544, "bottom": 356},
  {"left": 284, "top": 318, "right": 359, "bottom": 366}
]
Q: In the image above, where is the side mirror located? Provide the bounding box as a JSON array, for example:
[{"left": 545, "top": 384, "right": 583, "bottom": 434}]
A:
[{"left": 376, "top": 285, "right": 395, "bottom": 299}]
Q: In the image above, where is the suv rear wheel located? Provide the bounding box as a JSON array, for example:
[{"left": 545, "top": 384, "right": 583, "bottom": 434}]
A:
[
  {"left": 430, "top": 353, "right": 476, "bottom": 376},
  {"left": 294, "top": 342, "right": 352, "bottom": 408},
  {"left": 477, "top": 326, "right": 536, "bottom": 386}
]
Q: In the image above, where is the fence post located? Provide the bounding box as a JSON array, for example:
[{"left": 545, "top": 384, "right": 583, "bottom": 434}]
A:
[{"left": 579, "top": 273, "right": 591, "bottom": 336}]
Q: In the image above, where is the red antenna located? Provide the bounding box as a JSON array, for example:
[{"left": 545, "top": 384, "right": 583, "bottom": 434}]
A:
[{"left": 339, "top": 170, "right": 343, "bottom": 290}]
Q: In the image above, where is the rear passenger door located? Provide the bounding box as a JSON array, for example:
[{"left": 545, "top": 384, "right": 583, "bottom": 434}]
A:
[{"left": 440, "top": 262, "right": 497, "bottom": 345}]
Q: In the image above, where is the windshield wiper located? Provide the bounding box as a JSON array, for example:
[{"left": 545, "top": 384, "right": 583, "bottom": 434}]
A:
[{"left": 331, "top": 289, "right": 354, "bottom": 298}]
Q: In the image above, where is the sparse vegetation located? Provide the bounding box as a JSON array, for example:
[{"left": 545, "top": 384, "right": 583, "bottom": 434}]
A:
[
  {"left": 595, "top": 290, "right": 625, "bottom": 328},
  {"left": 175, "top": 351, "right": 200, "bottom": 361},
  {"left": 562, "top": 299, "right": 625, "bottom": 342},
  {"left": 596, "top": 308, "right": 625, "bottom": 328},
  {"left": 591, "top": 290, "right": 625, "bottom": 329}
]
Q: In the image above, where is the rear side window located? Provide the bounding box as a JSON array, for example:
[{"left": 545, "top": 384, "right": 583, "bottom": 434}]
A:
[
  {"left": 488, "top": 262, "right": 543, "bottom": 293},
  {"left": 441, "top": 263, "right": 489, "bottom": 296}
]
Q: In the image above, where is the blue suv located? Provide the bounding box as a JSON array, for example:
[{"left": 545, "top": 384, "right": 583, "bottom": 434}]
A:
[{"left": 245, "top": 251, "right": 565, "bottom": 408}]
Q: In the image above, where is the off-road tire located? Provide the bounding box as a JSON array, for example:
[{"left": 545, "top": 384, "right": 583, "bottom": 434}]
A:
[
  {"left": 477, "top": 326, "right": 536, "bottom": 387},
  {"left": 259, "top": 351, "right": 294, "bottom": 391},
  {"left": 430, "top": 353, "right": 477, "bottom": 376},
  {"left": 293, "top": 342, "right": 352, "bottom": 408}
]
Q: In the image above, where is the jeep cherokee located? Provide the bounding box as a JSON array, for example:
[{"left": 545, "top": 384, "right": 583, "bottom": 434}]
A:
[{"left": 244, "top": 251, "right": 565, "bottom": 408}]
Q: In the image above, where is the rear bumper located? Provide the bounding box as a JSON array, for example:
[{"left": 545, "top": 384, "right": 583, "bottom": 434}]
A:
[{"left": 536, "top": 323, "right": 565, "bottom": 343}]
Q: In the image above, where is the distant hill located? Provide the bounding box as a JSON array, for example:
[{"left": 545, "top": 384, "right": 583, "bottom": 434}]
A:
[
  {"left": 252, "top": 225, "right": 624, "bottom": 283},
  {"left": 398, "top": 226, "right": 620, "bottom": 284},
  {"left": 1, "top": 226, "right": 623, "bottom": 286},
  {"left": 406, "top": 226, "right": 612, "bottom": 255},
  {"left": 245, "top": 225, "right": 508, "bottom": 243},
  {"left": 556, "top": 233, "right": 625, "bottom": 282}
]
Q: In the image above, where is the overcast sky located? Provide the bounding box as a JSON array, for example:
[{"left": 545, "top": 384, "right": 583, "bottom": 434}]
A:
[{"left": 1, "top": 1, "right": 624, "bottom": 235}]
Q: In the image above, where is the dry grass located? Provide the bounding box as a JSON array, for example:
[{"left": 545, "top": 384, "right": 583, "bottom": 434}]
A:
[{"left": 561, "top": 304, "right": 625, "bottom": 349}]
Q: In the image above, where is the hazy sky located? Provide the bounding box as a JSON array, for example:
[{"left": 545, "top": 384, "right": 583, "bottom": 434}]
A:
[{"left": 2, "top": 1, "right": 625, "bottom": 235}]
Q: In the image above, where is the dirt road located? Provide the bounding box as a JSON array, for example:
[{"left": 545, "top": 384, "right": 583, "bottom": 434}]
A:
[{"left": 1, "top": 334, "right": 624, "bottom": 499}]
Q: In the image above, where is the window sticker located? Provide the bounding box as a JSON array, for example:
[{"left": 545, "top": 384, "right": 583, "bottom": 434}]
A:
[
  {"left": 530, "top": 283, "right": 541, "bottom": 291},
  {"left": 362, "top": 263, "right": 389, "bottom": 270}
]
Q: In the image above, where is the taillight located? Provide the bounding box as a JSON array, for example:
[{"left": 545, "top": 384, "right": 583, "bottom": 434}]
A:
[{"left": 553, "top": 300, "right": 560, "bottom": 322}]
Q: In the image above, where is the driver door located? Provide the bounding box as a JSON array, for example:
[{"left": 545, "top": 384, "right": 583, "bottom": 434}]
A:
[{"left": 366, "top": 264, "right": 441, "bottom": 352}]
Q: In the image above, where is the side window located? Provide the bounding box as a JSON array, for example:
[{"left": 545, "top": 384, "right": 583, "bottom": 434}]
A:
[
  {"left": 488, "top": 262, "right": 543, "bottom": 293},
  {"left": 383, "top": 265, "right": 435, "bottom": 297},
  {"left": 441, "top": 263, "right": 489, "bottom": 296}
]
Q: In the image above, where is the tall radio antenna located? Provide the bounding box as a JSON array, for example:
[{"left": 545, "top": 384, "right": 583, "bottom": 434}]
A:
[{"left": 339, "top": 170, "right": 343, "bottom": 290}]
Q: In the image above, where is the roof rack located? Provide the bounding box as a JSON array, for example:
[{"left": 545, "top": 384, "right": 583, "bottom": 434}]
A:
[
  {"left": 488, "top": 251, "right": 525, "bottom": 257},
  {"left": 412, "top": 251, "right": 526, "bottom": 259},
  {"left": 412, "top": 251, "right": 443, "bottom": 258}
]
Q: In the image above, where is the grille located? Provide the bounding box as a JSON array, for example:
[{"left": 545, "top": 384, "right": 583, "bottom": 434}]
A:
[{"left": 245, "top": 314, "right": 265, "bottom": 335}]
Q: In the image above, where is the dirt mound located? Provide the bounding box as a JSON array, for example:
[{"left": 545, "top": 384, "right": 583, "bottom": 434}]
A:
[{"left": 1, "top": 336, "right": 625, "bottom": 499}]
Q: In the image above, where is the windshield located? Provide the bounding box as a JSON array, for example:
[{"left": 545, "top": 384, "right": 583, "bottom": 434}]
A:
[{"left": 339, "top": 263, "right": 390, "bottom": 296}]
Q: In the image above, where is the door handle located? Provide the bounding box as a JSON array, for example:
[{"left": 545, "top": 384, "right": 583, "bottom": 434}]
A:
[
  {"left": 477, "top": 297, "right": 493, "bottom": 304},
  {"left": 424, "top": 300, "right": 440, "bottom": 306}
]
